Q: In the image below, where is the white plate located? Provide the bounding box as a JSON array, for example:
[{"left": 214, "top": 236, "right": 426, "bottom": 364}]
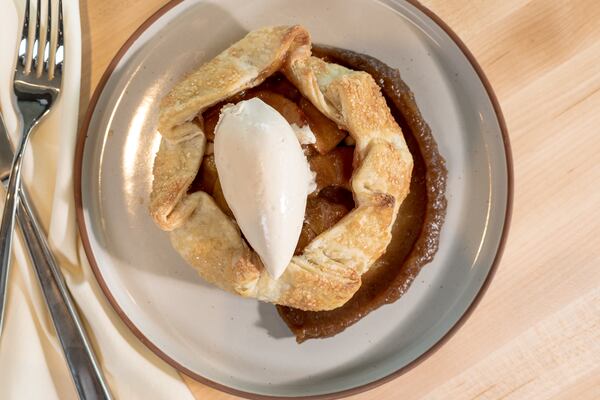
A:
[{"left": 75, "top": 0, "right": 512, "bottom": 398}]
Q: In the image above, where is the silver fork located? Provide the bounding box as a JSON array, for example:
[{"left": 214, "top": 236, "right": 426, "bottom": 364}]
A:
[
  {"left": 0, "top": 0, "right": 63, "bottom": 331},
  {"left": 0, "top": 1, "right": 112, "bottom": 398}
]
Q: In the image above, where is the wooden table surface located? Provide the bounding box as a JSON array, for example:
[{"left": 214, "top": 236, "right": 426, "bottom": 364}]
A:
[{"left": 82, "top": 0, "right": 600, "bottom": 398}]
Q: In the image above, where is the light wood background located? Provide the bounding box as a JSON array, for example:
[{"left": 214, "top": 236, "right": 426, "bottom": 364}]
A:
[{"left": 82, "top": 0, "right": 600, "bottom": 399}]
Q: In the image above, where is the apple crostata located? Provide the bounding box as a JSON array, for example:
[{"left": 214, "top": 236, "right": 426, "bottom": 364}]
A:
[{"left": 150, "top": 25, "right": 447, "bottom": 341}]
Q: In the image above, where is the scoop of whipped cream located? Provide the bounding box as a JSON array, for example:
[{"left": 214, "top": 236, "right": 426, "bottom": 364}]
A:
[{"left": 214, "top": 98, "right": 315, "bottom": 279}]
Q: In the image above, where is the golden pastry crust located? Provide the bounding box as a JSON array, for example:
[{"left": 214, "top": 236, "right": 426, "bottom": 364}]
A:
[
  {"left": 150, "top": 25, "right": 413, "bottom": 311},
  {"left": 150, "top": 136, "right": 205, "bottom": 230},
  {"left": 158, "top": 25, "right": 310, "bottom": 142}
]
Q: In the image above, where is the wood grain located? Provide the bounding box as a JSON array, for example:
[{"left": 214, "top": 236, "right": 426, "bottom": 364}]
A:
[{"left": 82, "top": 0, "right": 600, "bottom": 399}]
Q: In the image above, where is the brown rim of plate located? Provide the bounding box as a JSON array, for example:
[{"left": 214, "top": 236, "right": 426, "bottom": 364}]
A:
[{"left": 74, "top": 1, "right": 514, "bottom": 399}]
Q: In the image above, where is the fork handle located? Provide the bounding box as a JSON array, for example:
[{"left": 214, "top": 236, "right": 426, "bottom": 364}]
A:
[
  {"left": 0, "top": 136, "right": 26, "bottom": 334},
  {"left": 16, "top": 186, "right": 113, "bottom": 400}
]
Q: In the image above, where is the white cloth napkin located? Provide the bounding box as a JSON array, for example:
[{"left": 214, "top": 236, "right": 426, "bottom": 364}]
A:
[{"left": 0, "top": 1, "right": 195, "bottom": 398}]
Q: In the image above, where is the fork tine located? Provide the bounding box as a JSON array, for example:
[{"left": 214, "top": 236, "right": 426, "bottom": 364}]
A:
[
  {"left": 58, "top": 0, "right": 64, "bottom": 60},
  {"left": 17, "top": 0, "right": 29, "bottom": 65},
  {"left": 23, "top": 0, "right": 38, "bottom": 75},
  {"left": 48, "top": 0, "right": 59, "bottom": 79},
  {"left": 35, "top": 0, "right": 48, "bottom": 77}
]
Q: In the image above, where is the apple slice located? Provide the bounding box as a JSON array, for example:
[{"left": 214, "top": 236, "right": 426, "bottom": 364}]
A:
[
  {"left": 300, "top": 98, "right": 347, "bottom": 154},
  {"left": 309, "top": 146, "right": 354, "bottom": 193},
  {"left": 212, "top": 179, "right": 234, "bottom": 219},
  {"left": 253, "top": 90, "right": 306, "bottom": 127}
]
